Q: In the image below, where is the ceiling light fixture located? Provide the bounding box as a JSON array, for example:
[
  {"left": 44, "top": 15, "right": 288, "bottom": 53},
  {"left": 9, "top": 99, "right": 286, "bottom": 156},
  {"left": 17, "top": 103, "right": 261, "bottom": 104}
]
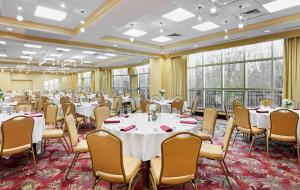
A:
[
  {"left": 34, "top": 6, "right": 67, "bottom": 21},
  {"left": 82, "top": 50, "right": 96, "bottom": 54},
  {"left": 210, "top": 0, "right": 217, "bottom": 14},
  {"left": 80, "top": 20, "right": 85, "bottom": 33},
  {"left": 104, "top": 53, "right": 116, "bottom": 57},
  {"left": 192, "top": 21, "right": 219, "bottom": 31},
  {"left": 123, "top": 28, "right": 147, "bottom": 37},
  {"left": 96, "top": 56, "right": 108, "bottom": 59},
  {"left": 0, "top": 41, "right": 7, "bottom": 45},
  {"left": 49, "top": 54, "right": 62, "bottom": 57},
  {"left": 16, "top": 6, "right": 23, "bottom": 22},
  {"left": 0, "top": 54, "right": 7, "bottom": 57},
  {"left": 238, "top": 5, "right": 244, "bottom": 29},
  {"left": 197, "top": 6, "right": 202, "bottom": 21},
  {"left": 60, "top": 1, "right": 65, "bottom": 9},
  {"left": 56, "top": 48, "right": 70, "bottom": 52},
  {"left": 22, "top": 51, "right": 36, "bottom": 55},
  {"left": 24, "top": 44, "right": 42, "bottom": 48},
  {"left": 159, "top": 21, "right": 164, "bottom": 33},
  {"left": 224, "top": 35, "right": 229, "bottom": 40},
  {"left": 263, "top": 0, "right": 300, "bottom": 13},
  {"left": 130, "top": 37, "right": 135, "bottom": 42},
  {"left": 162, "top": 8, "right": 195, "bottom": 22},
  {"left": 264, "top": 29, "right": 271, "bottom": 33},
  {"left": 6, "top": 28, "right": 13, "bottom": 31},
  {"left": 152, "top": 36, "right": 172, "bottom": 43},
  {"left": 72, "top": 55, "right": 85, "bottom": 59},
  {"left": 20, "top": 55, "right": 33, "bottom": 59}
]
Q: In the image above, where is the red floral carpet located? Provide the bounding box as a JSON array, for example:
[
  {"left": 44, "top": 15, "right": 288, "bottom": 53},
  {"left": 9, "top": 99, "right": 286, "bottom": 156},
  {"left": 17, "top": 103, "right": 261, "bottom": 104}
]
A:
[{"left": 1, "top": 120, "right": 300, "bottom": 190}]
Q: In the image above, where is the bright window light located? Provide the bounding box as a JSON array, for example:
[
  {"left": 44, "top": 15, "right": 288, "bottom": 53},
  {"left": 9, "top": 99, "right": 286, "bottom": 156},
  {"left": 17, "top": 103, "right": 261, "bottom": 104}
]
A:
[
  {"left": 72, "top": 55, "right": 85, "bottom": 59},
  {"left": 34, "top": 6, "right": 67, "bottom": 21},
  {"left": 263, "top": 0, "right": 300, "bottom": 13},
  {"left": 104, "top": 53, "right": 116, "bottom": 57},
  {"left": 56, "top": 48, "right": 70, "bottom": 52},
  {"left": 162, "top": 8, "right": 195, "bottom": 22},
  {"left": 192, "top": 21, "right": 219, "bottom": 31},
  {"left": 152, "top": 36, "right": 172, "bottom": 43},
  {"left": 123, "top": 29, "right": 147, "bottom": 37},
  {"left": 96, "top": 56, "right": 108, "bottom": 59},
  {"left": 0, "top": 54, "right": 7, "bottom": 57},
  {"left": 24, "top": 44, "right": 42, "bottom": 48},
  {"left": 82, "top": 51, "right": 96, "bottom": 54},
  {"left": 22, "top": 51, "right": 37, "bottom": 55}
]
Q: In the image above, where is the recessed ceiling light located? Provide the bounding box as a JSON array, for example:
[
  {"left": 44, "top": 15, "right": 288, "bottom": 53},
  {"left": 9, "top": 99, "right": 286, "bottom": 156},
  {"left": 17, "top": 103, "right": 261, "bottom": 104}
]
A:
[
  {"left": 45, "top": 58, "right": 55, "bottom": 61},
  {"left": 123, "top": 28, "right": 147, "bottom": 37},
  {"left": 152, "top": 36, "right": 172, "bottom": 43},
  {"left": 34, "top": 6, "right": 67, "bottom": 21},
  {"left": 56, "top": 48, "right": 70, "bottom": 52},
  {"left": 162, "top": 8, "right": 195, "bottom": 22},
  {"left": 192, "top": 21, "right": 219, "bottom": 31},
  {"left": 113, "top": 44, "right": 118, "bottom": 47},
  {"left": 83, "top": 61, "right": 92, "bottom": 63},
  {"left": 104, "top": 53, "right": 116, "bottom": 57},
  {"left": 264, "top": 29, "right": 270, "bottom": 33},
  {"left": 96, "top": 56, "right": 108, "bottom": 59},
  {"left": 82, "top": 50, "right": 96, "bottom": 54},
  {"left": 6, "top": 28, "right": 13, "bottom": 31},
  {"left": 0, "top": 41, "right": 7, "bottom": 45},
  {"left": 263, "top": 0, "right": 300, "bottom": 13},
  {"left": 20, "top": 55, "right": 33, "bottom": 59},
  {"left": 22, "top": 51, "right": 36, "bottom": 55},
  {"left": 64, "top": 59, "right": 75, "bottom": 62},
  {"left": 24, "top": 44, "right": 42, "bottom": 48},
  {"left": 50, "top": 54, "right": 62, "bottom": 57},
  {"left": 72, "top": 55, "right": 85, "bottom": 59},
  {"left": 0, "top": 54, "right": 7, "bottom": 57}
]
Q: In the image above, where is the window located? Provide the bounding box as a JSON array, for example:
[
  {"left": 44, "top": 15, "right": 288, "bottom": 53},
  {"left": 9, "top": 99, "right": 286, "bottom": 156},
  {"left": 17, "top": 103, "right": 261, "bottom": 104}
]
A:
[
  {"left": 112, "top": 68, "right": 130, "bottom": 95},
  {"left": 136, "top": 64, "right": 150, "bottom": 98},
  {"left": 44, "top": 78, "right": 59, "bottom": 90},
  {"left": 78, "top": 72, "right": 91, "bottom": 90},
  {"left": 187, "top": 40, "right": 284, "bottom": 110}
]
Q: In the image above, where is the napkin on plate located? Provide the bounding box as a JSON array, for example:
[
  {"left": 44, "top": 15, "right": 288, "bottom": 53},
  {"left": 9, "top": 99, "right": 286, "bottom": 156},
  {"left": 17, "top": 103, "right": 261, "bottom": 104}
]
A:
[
  {"left": 104, "top": 120, "right": 120, "bottom": 124},
  {"left": 120, "top": 125, "right": 136, "bottom": 132},
  {"left": 180, "top": 120, "right": 197, "bottom": 124},
  {"left": 160, "top": 125, "right": 173, "bottom": 132}
]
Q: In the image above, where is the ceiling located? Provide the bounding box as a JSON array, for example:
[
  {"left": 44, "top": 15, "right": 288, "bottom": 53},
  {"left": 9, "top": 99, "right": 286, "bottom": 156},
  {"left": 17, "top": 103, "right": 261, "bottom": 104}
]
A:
[{"left": 0, "top": 0, "right": 300, "bottom": 73}]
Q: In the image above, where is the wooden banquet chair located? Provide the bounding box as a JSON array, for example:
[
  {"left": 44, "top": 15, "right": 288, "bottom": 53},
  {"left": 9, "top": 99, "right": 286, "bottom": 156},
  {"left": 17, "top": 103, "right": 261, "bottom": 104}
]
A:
[
  {"left": 183, "top": 96, "right": 199, "bottom": 117},
  {"left": 199, "top": 117, "right": 235, "bottom": 190},
  {"left": 34, "top": 98, "right": 43, "bottom": 112},
  {"left": 171, "top": 99, "right": 184, "bottom": 114},
  {"left": 130, "top": 98, "right": 137, "bottom": 113},
  {"left": 232, "top": 99, "right": 242, "bottom": 108},
  {"left": 110, "top": 97, "right": 122, "bottom": 117},
  {"left": 232, "top": 105, "right": 266, "bottom": 154},
  {"left": 174, "top": 95, "right": 183, "bottom": 100},
  {"left": 60, "top": 96, "right": 70, "bottom": 105},
  {"left": 268, "top": 109, "right": 299, "bottom": 164},
  {"left": 196, "top": 107, "right": 218, "bottom": 143},
  {"left": 140, "top": 99, "right": 150, "bottom": 113},
  {"left": 260, "top": 98, "right": 273, "bottom": 107},
  {"left": 64, "top": 113, "right": 89, "bottom": 179},
  {"left": 87, "top": 129, "right": 141, "bottom": 190},
  {"left": 150, "top": 132, "right": 202, "bottom": 190},
  {"left": 94, "top": 106, "right": 110, "bottom": 129},
  {"left": 15, "top": 103, "right": 32, "bottom": 113},
  {"left": 42, "top": 102, "right": 51, "bottom": 119},
  {"left": 0, "top": 116, "right": 37, "bottom": 171}
]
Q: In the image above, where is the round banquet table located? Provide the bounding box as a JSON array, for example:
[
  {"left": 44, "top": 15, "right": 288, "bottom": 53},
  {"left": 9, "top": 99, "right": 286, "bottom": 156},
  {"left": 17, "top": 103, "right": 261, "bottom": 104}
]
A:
[
  {"left": 152, "top": 100, "right": 188, "bottom": 113},
  {"left": 249, "top": 109, "right": 300, "bottom": 144},
  {"left": 58, "top": 102, "right": 98, "bottom": 117},
  {"left": 0, "top": 112, "right": 45, "bottom": 143},
  {"left": 103, "top": 113, "right": 198, "bottom": 161}
]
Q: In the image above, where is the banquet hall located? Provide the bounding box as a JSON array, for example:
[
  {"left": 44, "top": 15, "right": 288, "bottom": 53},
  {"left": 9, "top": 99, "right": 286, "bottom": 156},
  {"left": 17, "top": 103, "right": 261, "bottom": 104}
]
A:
[{"left": 0, "top": 0, "right": 300, "bottom": 189}]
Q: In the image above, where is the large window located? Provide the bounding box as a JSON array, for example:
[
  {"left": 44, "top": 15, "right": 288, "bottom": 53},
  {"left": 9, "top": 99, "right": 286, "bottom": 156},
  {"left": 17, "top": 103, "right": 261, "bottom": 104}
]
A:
[
  {"left": 136, "top": 64, "right": 150, "bottom": 98},
  {"left": 78, "top": 72, "right": 91, "bottom": 90},
  {"left": 44, "top": 78, "right": 59, "bottom": 90},
  {"left": 112, "top": 68, "right": 130, "bottom": 94},
  {"left": 187, "top": 40, "right": 284, "bottom": 111}
]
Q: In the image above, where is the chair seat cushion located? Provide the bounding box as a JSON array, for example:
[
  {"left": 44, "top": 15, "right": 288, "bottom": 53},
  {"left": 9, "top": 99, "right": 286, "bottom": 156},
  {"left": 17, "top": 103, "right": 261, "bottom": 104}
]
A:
[
  {"left": 196, "top": 131, "right": 212, "bottom": 140},
  {"left": 95, "top": 156, "right": 141, "bottom": 183},
  {"left": 268, "top": 131, "right": 296, "bottom": 142},
  {"left": 73, "top": 140, "right": 89, "bottom": 153},
  {"left": 237, "top": 126, "right": 265, "bottom": 134},
  {"left": 150, "top": 157, "right": 194, "bottom": 185},
  {"left": 0, "top": 143, "right": 31, "bottom": 155},
  {"left": 57, "top": 115, "right": 64, "bottom": 122},
  {"left": 199, "top": 143, "right": 223, "bottom": 159},
  {"left": 42, "top": 129, "right": 64, "bottom": 138}
]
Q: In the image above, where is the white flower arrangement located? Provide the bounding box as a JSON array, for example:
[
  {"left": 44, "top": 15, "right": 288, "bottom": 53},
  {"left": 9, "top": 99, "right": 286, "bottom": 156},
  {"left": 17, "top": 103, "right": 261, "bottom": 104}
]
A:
[
  {"left": 282, "top": 99, "right": 293, "bottom": 109},
  {"left": 159, "top": 89, "right": 165, "bottom": 97},
  {"left": 149, "top": 104, "right": 157, "bottom": 113}
]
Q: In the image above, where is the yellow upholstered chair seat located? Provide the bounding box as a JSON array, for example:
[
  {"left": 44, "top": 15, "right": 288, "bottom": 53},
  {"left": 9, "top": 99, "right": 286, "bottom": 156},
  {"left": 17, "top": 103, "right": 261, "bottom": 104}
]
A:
[
  {"left": 196, "top": 131, "right": 213, "bottom": 140},
  {"left": 268, "top": 131, "right": 296, "bottom": 142},
  {"left": 95, "top": 156, "right": 141, "bottom": 183},
  {"left": 73, "top": 140, "right": 89, "bottom": 153},
  {"left": 237, "top": 126, "right": 265, "bottom": 134},
  {"left": 199, "top": 143, "right": 223, "bottom": 159},
  {"left": 0, "top": 143, "right": 31, "bottom": 155},
  {"left": 42, "top": 129, "right": 64, "bottom": 138},
  {"left": 150, "top": 157, "right": 193, "bottom": 185}
]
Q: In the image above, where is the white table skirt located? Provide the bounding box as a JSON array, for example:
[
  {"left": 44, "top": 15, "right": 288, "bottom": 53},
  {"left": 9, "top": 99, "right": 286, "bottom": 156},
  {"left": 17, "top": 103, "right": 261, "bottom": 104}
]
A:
[
  {"left": 0, "top": 113, "right": 45, "bottom": 143},
  {"left": 58, "top": 102, "right": 98, "bottom": 117},
  {"left": 153, "top": 100, "right": 188, "bottom": 113},
  {"left": 103, "top": 113, "right": 198, "bottom": 161},
  {"left": 249, "top": 109, "right": 300, "bottom": 144}
]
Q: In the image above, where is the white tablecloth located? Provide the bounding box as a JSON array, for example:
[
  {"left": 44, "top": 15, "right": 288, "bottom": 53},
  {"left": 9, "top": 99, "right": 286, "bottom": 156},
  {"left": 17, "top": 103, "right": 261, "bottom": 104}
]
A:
[
  {"left": 104, "top": 95, "right": 131, "bottom": 104},
  {"left": 153, "top": 100, "right": 188, "bottom": 113},
  {"left": 103, "top": 113, "right": 198, "bottom": 161},
  {"left": 0, "top": 113, "right": 45, "bottom": 143},
  {"left": 58, "top": 102, "right": 98, "bottom": 117},
  {"left": 249, "top": 109, "right": 300, "bottom": 144}
]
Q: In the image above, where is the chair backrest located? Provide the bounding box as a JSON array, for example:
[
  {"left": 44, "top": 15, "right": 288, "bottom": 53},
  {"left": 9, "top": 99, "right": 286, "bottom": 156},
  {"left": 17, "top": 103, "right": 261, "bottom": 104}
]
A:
[
  {"left": 41, "top": 96, "right": 49, "bottom": 103},
  {"left": 99, "top": 95, "right": 105, "bottom": 103},
  {"left": 270, "top": 109, "right": 299, "bottom": 138},
  {"left": 232, "top": 99, "right": 242, "bottom": 108},
  {"left": 111, "top": 97, "right": 119, "bottom": 111},
  {"left": 67, "top": 103, "right": 77, "bottom": 118},
  {"left": 65, "top": 114, "right": 79, "bottom": 148},
  {"left": 224, "top": 104, "right": 229, "bottom": 120},
  {"left": 15, "top": 104, "right": 31, "bottom": 113},
  {"left": 46, "top": 104, "right": 58, "bottom": 125},
  {"left": 171, "top": 99, "right": 184, "bottom": 114},
  {"left": 159, "top": 132, "right": 202, "bottom": 184},
  {"left": 87, "top": 129, "right": 126, "bottom": 182},
  {"left": 130, "top": 98, "right": 136, "bottom": 112},
  {"left": 233, "top": 105, "right": 251, "bottom": 131},
  {"left": 60, "top": 96, "right": 70, "bottom": 104},
  {"left": 202, "top": 107, "right": 218, "bottom": 133},
  {"left": 260, "top": 99, "right": 273, "bottom": 107},
  {"left": 94, "top": 106, "right": 110, "bottom": 129},
  {"left": 42, "top": 102, "right": 51, "bottom": 118},
  {"left": 174, "top": 96, "right": 183, "bottom": 100},
  {"left": 141, "top": 99, "right": 150, "bottom": 113},
  {"left": 62, "top": 102, "right": 71, "bottom": 116},
  {"left": 191, "top": 96, "right": 199, "bottom": 115},
  {"left": 222, "top": 117, "right": 235, "bottom": 158},
  {"left": 35, "top": 98, "right": 43, "bottom": 112},
  {"left": 0, "top": 116, "right": 34, "bottom": 155}
]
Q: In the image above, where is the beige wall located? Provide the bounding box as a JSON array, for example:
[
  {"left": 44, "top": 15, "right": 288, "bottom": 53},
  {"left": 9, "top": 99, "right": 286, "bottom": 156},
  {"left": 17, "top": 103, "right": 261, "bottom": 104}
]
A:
[{"left": 0, "top": 72, "right": 76, "bottom": 91}]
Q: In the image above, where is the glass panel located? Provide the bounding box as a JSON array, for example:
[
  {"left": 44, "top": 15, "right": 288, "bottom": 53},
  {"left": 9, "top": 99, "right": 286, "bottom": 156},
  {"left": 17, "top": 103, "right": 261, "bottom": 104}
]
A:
[
  {"left": 188, "top": 67, "right": 203, "bottom": 89},
  {"left": 222, "top": 46, "right": 244, "bottom": 63},
  {"left": 246, "top": 61, "right": 272, "bottom": 89},
  {"left": 223, "top": 63, "right": 244, "bottom": 88},
  {"left": 273, "top": 40, "right": 284, "bottom": 58},
  {"left": 274, "top": 59, "right": 283, "bottom": 89},
  {"left": 224, "top": 91, "right": 244, "bottom": 111},
  {"left": 205, "top": 90, "right": 222, "bottom": 109},
  {"left": 203, "top": 50, "right": 221, "bottom": 65},
  {"left": 188, "top": 53, "right": 202, "bottom": 67},
  {"left": 245, "top": 42, "right": 271, "bottom": 60},
  {"left": 246, "top": 91, "right": 272, "bottom": 107},
  {"left": 188, "top": 90, "right": 204, "bottom": 108},
  {"left": 205, "top": 65, "right": 221, "bottom": 88},
  {"left": 112, "top": 68, "right": 128, "bottom": 75}
]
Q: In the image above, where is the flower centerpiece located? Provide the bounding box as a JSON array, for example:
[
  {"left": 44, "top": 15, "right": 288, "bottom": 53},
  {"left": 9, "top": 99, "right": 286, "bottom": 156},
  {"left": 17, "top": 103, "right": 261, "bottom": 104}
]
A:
[
  {"left": 0, "top": 89, "right": 4, "bottom": 102},
  {"left": 149, "top": 104, "right": 158, "bottom": 121},
  {"left": 282, "top": 99, "right": 293, "bottom": 109},
  {"left": 159, "top": 89, "right": 166, "bottom": 100}
]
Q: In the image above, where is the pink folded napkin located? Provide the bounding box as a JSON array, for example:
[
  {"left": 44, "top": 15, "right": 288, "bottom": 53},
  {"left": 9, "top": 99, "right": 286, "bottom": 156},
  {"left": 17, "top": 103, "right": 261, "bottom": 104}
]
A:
[
  {"left": 160, "top": 125, "right": 173, "bottom": 132},
  {"left": 120, "top": 125, "right": 136, "bottom": 132},
  {"left": 104, "top": 120, "right": 120, "bottom": 124},
  {"left": 180, "top": 120, "right": 197, "bottom": 124},
  {"left": 256, "top": 110, "right": 269, "bottom": 113},
  {"left": 178, "top": 114, "right": 190, "bottom": 118}
]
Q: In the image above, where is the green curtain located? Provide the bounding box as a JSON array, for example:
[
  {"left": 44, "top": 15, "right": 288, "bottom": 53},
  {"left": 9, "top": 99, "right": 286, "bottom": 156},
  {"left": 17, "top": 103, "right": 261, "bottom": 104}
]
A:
[
  {"left": 99, "top": 70, "right": 112, "bottom": 94},
  {"left": 170, "top": 56, "right": 187, "bottom": 100},
  {"left": 283, "top": 37, "right": 300, "bottom": 105}
]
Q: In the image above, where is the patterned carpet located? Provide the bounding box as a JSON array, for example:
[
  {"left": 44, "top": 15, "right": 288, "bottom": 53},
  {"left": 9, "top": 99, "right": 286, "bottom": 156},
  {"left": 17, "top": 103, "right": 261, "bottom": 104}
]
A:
[{"left": 1, "top": 119, "right": 300, "bottom": 190}]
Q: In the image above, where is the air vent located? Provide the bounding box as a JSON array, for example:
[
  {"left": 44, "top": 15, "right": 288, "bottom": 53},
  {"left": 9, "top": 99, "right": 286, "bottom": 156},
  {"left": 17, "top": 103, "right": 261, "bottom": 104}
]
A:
[
  {"left": 168, "top": 33, "right": 182, "bottom": 37},
  {"left": 242, "top": 9, "right": 261, "bottom": 15}
]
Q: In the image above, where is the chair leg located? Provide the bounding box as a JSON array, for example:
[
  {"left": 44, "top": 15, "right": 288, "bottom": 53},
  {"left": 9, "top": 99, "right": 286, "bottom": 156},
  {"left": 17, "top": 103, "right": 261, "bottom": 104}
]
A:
[
  {"left": 63, "top": 136, "right": 71, "bottom": 152},
  {"left": 219, "top": 161, "right": 232, "bottom": 190},
  {"left": 57, "top": 137, "right": 69, "bottom": 155},
  {"left": 65, "top": 153, "right": 79, "bottom": 179},
  {"left": 296, "top": 144, "right": 300, "bottom": 164},
  {"left": 222, "top": 160, "right": 229, "bottom": 175},
  {"left": 190, "top": 179, "right": 197, "bottom": 190},
  {"left": 232, "top": 129, "right": 239, "bottom": 146},
  {"left": 31, "top": 147, "right": 37, "bottom": 172},
  {"left": 248, "top": 134, "right": 256, "bottom": 154},
  {"left": 93, "top": 176, "right": 99, "bottom": 190},
  {"left": 266, "top": 137, "right": 270, "bottom": 158},
  {"left": 109, "top": 182, "right": 113, "bottom": 190}
]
